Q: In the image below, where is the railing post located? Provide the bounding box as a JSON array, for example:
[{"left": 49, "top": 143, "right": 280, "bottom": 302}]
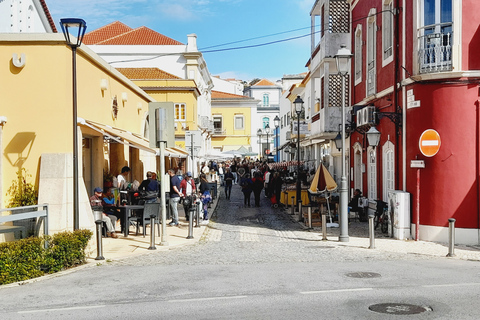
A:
[
  {"left": 148, "top": 215, "right": 157, "bottom": 250},
  {"left": 447, "top": 218, "right": 456, "bottom": 257},
  {"left": 368, "top": 214, "right": 375, "bottom": 249}
]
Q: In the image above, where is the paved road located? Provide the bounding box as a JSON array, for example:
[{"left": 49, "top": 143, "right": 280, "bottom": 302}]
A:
[{"left": 2, "top": 184, "right": 480, "bottom": 319}]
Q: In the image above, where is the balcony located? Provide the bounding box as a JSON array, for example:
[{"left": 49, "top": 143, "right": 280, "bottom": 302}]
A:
[
  {"left": 212, "top": 128, "right": 227, "bottom": 136},
  {"left": 418, "top": 23, "right": 453, "bottom": 74}
]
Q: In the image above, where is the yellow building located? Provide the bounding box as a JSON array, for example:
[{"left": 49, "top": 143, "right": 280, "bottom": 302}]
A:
[
  {"left": 211, "top": 91, "right": 259, "bottom": 154},
  {"left": 0, "top": 33, "right": 158, "bottom": 235}
]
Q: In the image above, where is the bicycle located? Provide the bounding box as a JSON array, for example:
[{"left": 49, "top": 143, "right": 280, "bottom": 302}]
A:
[{"left": 374, "top": 200, "right": 389, "bottom": 234}]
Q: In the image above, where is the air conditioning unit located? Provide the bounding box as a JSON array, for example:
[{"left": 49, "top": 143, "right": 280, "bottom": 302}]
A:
[{"left": 356, "top": 106, "right": 375, "bottom": 127}]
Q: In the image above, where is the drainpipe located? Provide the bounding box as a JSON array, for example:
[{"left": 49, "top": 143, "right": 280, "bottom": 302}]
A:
[
  {"left": 402, "top": 0, "right": 407, "bottom": 191},
  {"left": 394, "top": 0, "right": 401, "bottom": 191}
]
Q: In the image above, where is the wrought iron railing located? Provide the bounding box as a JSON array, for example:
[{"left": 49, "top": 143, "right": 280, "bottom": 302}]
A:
[
  {"left": 418, "top": 22, "right": 453, "bottom": 74},
  {"left": 213, "top": 128, "right": 226, "bottom": 135}
]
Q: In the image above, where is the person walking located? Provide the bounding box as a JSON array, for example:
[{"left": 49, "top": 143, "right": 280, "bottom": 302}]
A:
[
  {"left": 199, "top": 173, "right": 211, "bottom": 222},
  {"left": 252, "top": 171, "right": 264, "bottom": 207},
  {"left": 168, "top": 169, "right": 183, "bottom": 226},
  {"left": 180, "top": 172, "right": 196, "bottom": 222},
  {"left": 224, "top": 167, "right": 234, "bottom": 200},
  {"left": 239, "top": 173, "right": 253, "bottom": 207},
  {"left": 218, "top": 163, "right": 225, "bottom": 186}
]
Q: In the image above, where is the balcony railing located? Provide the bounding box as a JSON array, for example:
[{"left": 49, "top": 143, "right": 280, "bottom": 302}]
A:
[
  {"left": 213, "top": 128, "right": 226, "bottom": 136},
  {"left": 418, "top": 22, "right": 453, "bottom": 74}
]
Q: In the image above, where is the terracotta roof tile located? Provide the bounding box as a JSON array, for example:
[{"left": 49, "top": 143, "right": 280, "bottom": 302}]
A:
[
  {"left": 116, "top": 67, "right": 181, "bottom": 80},
  {"left": 212, "top": 91, "right": 251, "bottom": 99},
  {"left": 253, "top": 78, "right": 276, "bottom": 86},
  {"left": 40, "top": 0, "right": 57, "bottom": 32},
  {"left": 92, "top": 25, "right": 183, "bottom": 45},
  {"left": 83, "top": 21, "right": 133, "bottom": 45}
]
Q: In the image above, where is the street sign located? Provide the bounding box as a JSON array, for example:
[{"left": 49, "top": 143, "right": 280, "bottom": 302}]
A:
[
  {"left": 265, "top": 149, "right": 270, "bottom": 155},
  {"left": 419, "top": 129, "right": 441, "bottom": 157},
  {"left": 410, "top": 160, "right": 425, "bottom": 168}
]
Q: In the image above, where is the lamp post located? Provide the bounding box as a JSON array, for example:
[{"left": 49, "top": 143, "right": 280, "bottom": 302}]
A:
[
  {"left": 265, "top": 123, "right": 270, "bottom": 160},
  {"left": 274, "top": 115, "right": 280, "bottom": 162},
  {"left": 257, "top": 128, "right": 262, "bottom": 159},
  {"left": 335, "top": 44, "right": 353, "bottom": 242},
  {"left": 293, "top": 96, "right": 304, "bottom": 209},
  {"left": 61, "top": 18, "right": 87, "bottom": 231}
]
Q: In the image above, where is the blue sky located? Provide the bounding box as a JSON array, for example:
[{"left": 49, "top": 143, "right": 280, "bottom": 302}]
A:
[{"left": 47, "top": 0, "right": 313, "bottom": 82}]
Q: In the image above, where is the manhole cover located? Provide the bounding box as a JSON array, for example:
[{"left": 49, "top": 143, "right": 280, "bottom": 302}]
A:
[
  {"left": 369, "top": 303, "right": 430, "bottom": 315},
  {"left": 346, "top": 272, "right": 381, "bottom": 278}
]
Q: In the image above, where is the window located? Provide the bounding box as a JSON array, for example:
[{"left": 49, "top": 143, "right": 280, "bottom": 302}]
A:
[
  {"left": 263, "top": 117, "right": 270, "bottom": 129},
  {"left": 353, "top": 143, "right": 362, "bottom": 192},
  {"left": 263, "top": 94, "right": 270, "bottom": 107},
  {"left": 213, "top": 116, "right": 223, "bottom": 133},
  {"left": 234, "top": 115, "right": 244, "bottom": 130},
  {"left": 382, "top": 141, "right": 395, "bottom": 200},
  {"left": 174, "top": 103, "right": 186, "bottom": 121},
  {"left": 355, "top": 25, "right": 363, "bottom": 85},
  {"left": 367, "top": 147, "right": 377, "bottom": 199},
  {"left": 382, "top": 0, "right": 394, "bottom": 64},
  {"left": 367, "top": 9, "right": 377, "bottom": 96}
]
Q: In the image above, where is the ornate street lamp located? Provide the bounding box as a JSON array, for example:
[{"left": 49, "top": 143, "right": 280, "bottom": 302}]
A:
[
  {"left": 257, "top": 128, "right": 262, "bottom": 158},
  {"left": 274, "top": 115, "right": 280, "bottom": 162},
  {"left": 294, "top": 96, "right": 304, "bottom": 210},
  {"left": 61, "top": 18, "right": 87, "bottom": 231},
  {"left": 265, "top": 123, "right": 270, "bottom": 159},
  {"left": 335, "top": 44, "right": 353, "bottom": 242},
  {"left": 366, "top": 126, "right": 381, "bottom": 147}
]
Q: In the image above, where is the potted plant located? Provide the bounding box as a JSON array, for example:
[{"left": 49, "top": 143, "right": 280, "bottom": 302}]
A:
[{"left": 103, "top": 169, "right": 114, "bottom": 188}]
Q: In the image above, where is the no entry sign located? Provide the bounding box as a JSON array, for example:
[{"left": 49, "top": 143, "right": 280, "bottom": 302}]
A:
[{"left": 419, "top": 129, "right": 441, "bottom": 157}]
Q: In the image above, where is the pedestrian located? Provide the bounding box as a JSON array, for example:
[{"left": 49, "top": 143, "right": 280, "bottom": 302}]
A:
[
  {"left": 224, "top": 167, "right": 234, "bottom": 200},
  {"left": 239, "top": 173, "right": 253, "bottom": 207},
  {"left": 264, "top": 168, "right": 271, "bottom": 198},
  {"left": 218, "top": 163, "right": 225, "bottom": 186},
  {"left": 230, "top": 160, "right": 238, "bottom": 184},
  {"left": 168, "top": 168, "right": 183, "bottom": 226},
  {"left": 252, "top": 171, "right": 264, "bottom": 207},
  {"left": 199, "top": 173, "right": 211, "bottom": 222},
  {"left": 180, "top": 171, "right": 196, "bottom": 222}
]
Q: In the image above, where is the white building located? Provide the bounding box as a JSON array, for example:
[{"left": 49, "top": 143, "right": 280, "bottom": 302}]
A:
[{"left": 0, "top": 0, "right": 56, "bottom": 33}]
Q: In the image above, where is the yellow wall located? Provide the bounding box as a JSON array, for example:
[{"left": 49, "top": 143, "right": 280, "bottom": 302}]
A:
[
  {"left": 1, "top": 37, "right": 153, "bottom": 207},
  {"left": 211, "top": 106, "right": 252, "bottom": 150}
]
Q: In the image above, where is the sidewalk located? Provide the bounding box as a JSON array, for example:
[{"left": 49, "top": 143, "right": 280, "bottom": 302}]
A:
[{"left": 86, "top": 195, "right": 219, "bottom": 263}]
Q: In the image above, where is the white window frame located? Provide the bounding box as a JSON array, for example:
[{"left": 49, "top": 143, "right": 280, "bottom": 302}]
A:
[
  {"left": 263, "top": 116, "right": 270, "bottom": 129},
  {"left": 382, "top": 141, "right": 395, "bottom": 200},
  {"left": 234, "top": 115, "right": 244, "bottom": 130},
  {"left": 382, "top": 0, "right": 394, "bottom": 66},
  {"left": 174, "top": 103, "right": 186, "bottom": 121},
  {"left": 353, "top": 143, "right": 363, "bottom": 192},
  {"left": 354, "top": 24, "right": 363, "bottom": 85},
  {"left": 263, "top": 93, "right": 270, "bottom": 107},
  {"left": 213, "top": 115, "right": 223, "bottom": 132},
  {"left": 367, "top": 146, "right": 377, "bottom": 200},
  {"left": 367, "top": 8, "right": 377, "bottom": 97}
]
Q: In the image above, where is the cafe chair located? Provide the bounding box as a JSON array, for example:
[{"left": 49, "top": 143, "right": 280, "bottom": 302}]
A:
[{"left": 128, "top": 202, "right": 161, "bottom": 237}]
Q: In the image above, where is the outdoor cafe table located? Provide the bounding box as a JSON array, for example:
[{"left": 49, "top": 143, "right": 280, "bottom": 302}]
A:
[{"left": 113, "top": 204, "right": 144, "bottom": 237}]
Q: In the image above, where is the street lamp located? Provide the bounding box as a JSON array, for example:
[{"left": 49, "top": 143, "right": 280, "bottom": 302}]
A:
[
  {"left": 366, "top": 126, "right": 381, "bottom": 147},
  {"left": 265, "top": 123, "right": 270, "bottom": 159},
  {"left": 257, "top": 128, "right": 262, "bottom": 158},
  {"left": 335, "top": 44, "right": 353, "bottom": 242},
  {"left": 274, "top": 115, "right": 280, "bottom": 162},
  {"left": 294, "top": 96, "right": 304, "bottom": 210},
  {"left": 61, "top": 18, "right": 87, "bottom": 231}
]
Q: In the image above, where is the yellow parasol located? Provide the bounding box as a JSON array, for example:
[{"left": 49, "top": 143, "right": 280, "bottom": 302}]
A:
[{"left": 309, "top": 164, "right": 337, "bottom": 194}]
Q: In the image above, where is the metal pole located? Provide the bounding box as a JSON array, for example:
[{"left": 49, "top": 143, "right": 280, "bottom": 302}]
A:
[
  {"left": 368, "top": 214, "right": 375, "bottom": 249},
  {"left": 160, "top": 142, "right": 169, "bottom": 246},
  {"left": 148, "top": 214, "right": 157, "bottom": 250},
  {"left": 339, "top": 73, "right": 349, "bottom": 242},
  {"left": 266, "top": 131, "right": 269, "bottom": 160},
  {"left": 276, "top": 127, "right": 279, "bottom": 162},
  {"left": 447, "top": 218, "right": 456, "bottom": 257},
  {"left": 322, "top": 212, "right": 327, "bottom": 240},
  {"left": 298, "top": 200, "right": 303, "bottom": 223},
  {"left": 291, "top": 196, "right": 295, "bottom": 215},
  {"left": 195, "top": 200, "right": 200, "bottom": 228},
  {"left": 308, "top": 206, "right": 312, "bottom": 228},
  {"left": 187, "top": 208, "right": 194, "bottom": 239},
  {"left": 296, "top": 112, "right": 301, "bottom": 209},
  {"left": 95, "top": 220, "right": 104, "bottom": 260},
  {"left": 72, "top": 46, "right": 79, "bottom": 231},
  {"left": 416, "top": 168, "right": 420, "bottom": 241}
]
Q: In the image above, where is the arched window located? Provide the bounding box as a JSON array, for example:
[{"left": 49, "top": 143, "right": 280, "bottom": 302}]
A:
[
  {"left": 353, "top": 143, "right": 363, "bottom": 192},
  {"left": 263, "top": 93, "right": 270, "bottom": 107},
  {"left": 367, "top": 146, "right": 377, "bottom": 199},
  {"left": 263, "top": 117, "right": 269, "bottom": 129},
  {"left": 382, "top": 141, "right": 395, "bottom": 200}
]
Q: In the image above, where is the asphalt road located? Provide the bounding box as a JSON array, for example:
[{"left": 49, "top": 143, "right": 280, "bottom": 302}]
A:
[{"left": 2, "top": 185, "right": 480, "bottom": 319}]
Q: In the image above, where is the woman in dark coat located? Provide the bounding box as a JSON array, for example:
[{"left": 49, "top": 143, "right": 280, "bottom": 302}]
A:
[
  {"left": 239, "top": 173, "right": 253, "bottom": 207},
  {"left": 252, "top": 171, "right": 264, "bottom": 207}
]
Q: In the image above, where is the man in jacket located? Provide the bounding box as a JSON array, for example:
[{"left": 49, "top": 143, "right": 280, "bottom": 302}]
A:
[{"left": 180, "top": 172, "right": 196, "bottom": 221}]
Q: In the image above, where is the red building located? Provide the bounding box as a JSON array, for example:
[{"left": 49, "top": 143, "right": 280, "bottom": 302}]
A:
[{"left": 349, "top": 0, "right": 480, "bottom": 244}]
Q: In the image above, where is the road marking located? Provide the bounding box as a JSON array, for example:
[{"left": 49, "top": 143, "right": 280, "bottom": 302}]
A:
[
  {"left": 168, "top": 295, "right": 248, "bottom": 303},
  {"left": 18, "top": 305, "right": 105, "bottom": 314},
  {"left": 207, "top": 228, "right": 222, "bottom": 241},
  {"left": 239, "top": 227, "right": 259, "bottom": 241},
  {"left": 300, "top": 288, "right": 373, "bottom": 294},
  {"left": 275, "top": 230, "right": 297, "bottom": 242},
  {"left": 422, "top": 282, "right": 480, "bottom": 288}
]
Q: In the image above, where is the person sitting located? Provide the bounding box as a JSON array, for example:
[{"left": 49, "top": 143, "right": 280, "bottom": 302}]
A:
[
  {"left": 89, "top": 187, "right": 118, "bottom": 238},
  {"left": 348, "top": 189, "right": 363, "bottom": 221},
  {"left": 138, "top": 171, "right": 159, "bottom": 204}
]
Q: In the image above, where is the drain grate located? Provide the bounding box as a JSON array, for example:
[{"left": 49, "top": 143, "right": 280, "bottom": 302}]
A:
[
  {"left": 346, "top": 272, "right": 381, "bottom": 278},
  {"left": 369, "top": 303, "right": 430, "bottom": 315}
]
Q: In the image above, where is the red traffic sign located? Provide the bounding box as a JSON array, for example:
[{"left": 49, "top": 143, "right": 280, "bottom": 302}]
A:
[
  {"left": 419, "top": 129, "right": 441, "bottom": 157},
  {"left": 265, "top": 149, "right": 270, "bottom": 155}
]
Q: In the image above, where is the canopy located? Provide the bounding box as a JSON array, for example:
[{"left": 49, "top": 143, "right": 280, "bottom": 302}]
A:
[{"left": 309, "top": 164, "right": 337, "bottom": 194}]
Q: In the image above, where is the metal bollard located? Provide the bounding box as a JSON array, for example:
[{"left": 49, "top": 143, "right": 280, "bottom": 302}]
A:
[
  {"left": 368, "top": 214, "right": 375, "bottom": 249},
  {"left": 322, "top": 212, "right": 327, "bottom": 240},
  {"left": 187, "top": 208, "right": 194, "bottom": 239},
  {"left": 195, "top": 202, "right": 201, "bottom": 228},
  {"left": 298, "top": 201, "right": 303, "bottom": 222},
  {"left": 307, "top": 207, "right": 312, "bottom": 228},
  {"left": 148, "top": 215, "right": 157, "bottom": 250},
  {"left": 291, "top": 196, "right": 295, "bottom": 215},
  {"left": 447, "top": 218, "right": 456, "bottom": 257},
  {"left": 95, "top": 220, "right": 104, "bottom": 260}
]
